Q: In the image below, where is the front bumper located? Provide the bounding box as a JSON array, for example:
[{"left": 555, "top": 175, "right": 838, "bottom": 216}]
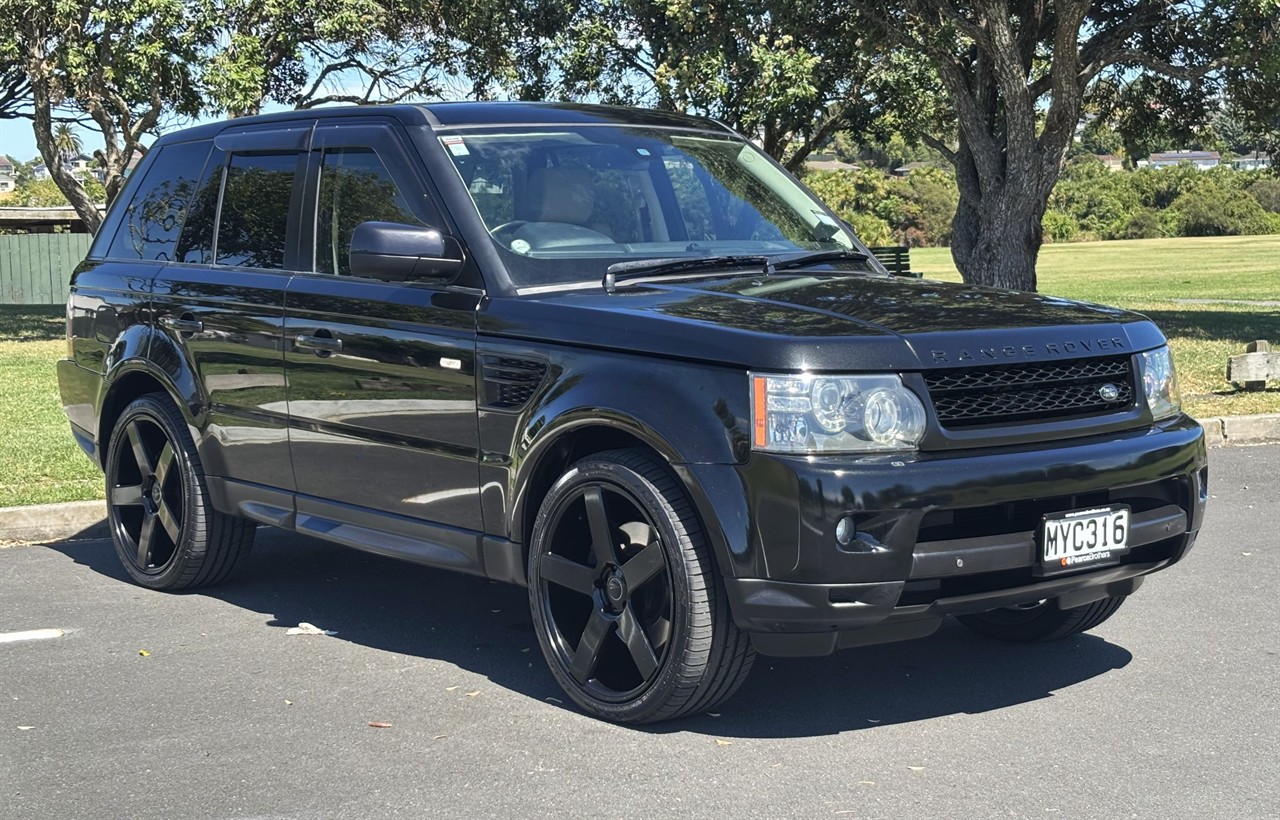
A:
[{"left": 690, "top": 416, "right": 1207, "bottom": 656}]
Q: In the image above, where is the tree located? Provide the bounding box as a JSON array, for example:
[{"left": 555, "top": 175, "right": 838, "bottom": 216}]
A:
[
  {"left": 527, "top": 1, "right": 901, "bottom": 171},
  {"left": 52, "top": 123, "right": 82, "bottom": 166},
  {"left": 1, "top": 0, "right": 208, "bottom": 233},
  {"left": 200, "top": 0, "right": 530, "bottom": 116},
  {"left": 838, "top": 1, "right": 1280, "bottom": 290}
]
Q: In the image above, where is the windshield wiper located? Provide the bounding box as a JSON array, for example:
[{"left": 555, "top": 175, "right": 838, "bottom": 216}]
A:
[
  {"left": 765, "top": 249, "right": 871, "bottom": 273},
  {"left": 604, "top": 255, "right": 769, "bottom": 292},
  {"left": 602, "top": 249, "right": 875, "bottom": 293}
]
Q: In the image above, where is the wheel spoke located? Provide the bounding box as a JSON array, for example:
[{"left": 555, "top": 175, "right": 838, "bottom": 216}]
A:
[
  {"left": 136, "top": 516, "right": 156, "bottom": 567},
  {"left": 126, "top": 422, "right": 153, "bottom": 475},
  {"left": 156, "top": 500, "right": 182, "bottom": 544},
  {"left": 570, "top": 610, "right": 613, "bottom": 684},
  {"left": 617, "top": 607, "right": 659, "bottom": 680},
  {"left": 583, "top": 486, "right": 618, "bottom": 567},
  {"left": 540, "top": 553, "right": 597, "bottom": 595},
  {"left": 621, "top": 542, "right": 665, "bottom": 591},
  {"left": 110, "top": 484, "right": 144, "bottom": 507},
  {"left": 153, "top": 443, "right": 176, "bottom": 487}
]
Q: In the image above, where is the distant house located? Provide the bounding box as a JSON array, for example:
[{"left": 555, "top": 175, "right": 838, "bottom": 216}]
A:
[
  {"left": 0, "top": 158, "right": 14, "bottom": 194},
  {"left": 1233, "top": 153, "right": 1273, "bottom": 171},
  {"left": 31, "top": 159, "right": 48, "bottom": 180},
  {"left": 1142, "top": 150, "right": 1221, "bottom": 170},
  {"left": 1094, "top": 154, "right": 1125, "bottom": 172}
]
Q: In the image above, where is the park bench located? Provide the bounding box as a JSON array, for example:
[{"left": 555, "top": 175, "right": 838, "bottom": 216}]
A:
[{"left": 868, "top": 245, "right": 921, "bottom": 278}]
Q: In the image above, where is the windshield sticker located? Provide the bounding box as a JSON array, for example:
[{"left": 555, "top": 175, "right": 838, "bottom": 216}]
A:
[{"left": 441, "top": 136, "right": 470, "bottom": 156}]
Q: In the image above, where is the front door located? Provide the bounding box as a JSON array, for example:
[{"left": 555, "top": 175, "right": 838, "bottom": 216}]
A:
[{"left": 284, "top": 122, "right": 483, "bottom": 532}]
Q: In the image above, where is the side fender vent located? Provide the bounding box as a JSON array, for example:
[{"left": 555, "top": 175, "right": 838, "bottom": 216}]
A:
[{"left": 481, "top": 356, "right": 548, "bottom": 410}]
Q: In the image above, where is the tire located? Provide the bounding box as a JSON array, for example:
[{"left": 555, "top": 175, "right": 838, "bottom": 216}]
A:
[
  {"left": 956, "top": 595, "right": 1127, "bottom": 643},
  {"left": 527, "top": 449, "right": 754, "bottom": 723},
  {"left": 104, "top": 393, "right": 255, "bottom": 590}
]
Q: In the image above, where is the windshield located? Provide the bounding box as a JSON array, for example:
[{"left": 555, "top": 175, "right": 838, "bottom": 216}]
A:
[{"left": 437, "top": 126, "right": 866, "bottom": 289}]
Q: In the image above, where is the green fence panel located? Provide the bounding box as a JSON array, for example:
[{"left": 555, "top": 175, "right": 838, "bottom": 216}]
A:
[{"left": 0, "top": 234, "right": 93, "bottom": 304}]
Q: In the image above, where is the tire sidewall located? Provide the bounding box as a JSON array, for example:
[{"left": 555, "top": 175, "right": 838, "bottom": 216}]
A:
[{"left": 528, "top": 456, "right": 702, "bottom": 723}]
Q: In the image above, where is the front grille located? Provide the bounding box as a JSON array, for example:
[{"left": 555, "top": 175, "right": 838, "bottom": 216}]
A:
[
  {"left": 924, "top": 355, "right": 1134, "bottom": 428},
  {"left": 481, "top": 356, "right": 547, "bottom": 409}
]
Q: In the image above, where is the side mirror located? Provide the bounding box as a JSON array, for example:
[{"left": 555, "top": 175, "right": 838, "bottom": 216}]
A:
[{"left": 349, "top": 221, "right": 465, "bottom": 283}]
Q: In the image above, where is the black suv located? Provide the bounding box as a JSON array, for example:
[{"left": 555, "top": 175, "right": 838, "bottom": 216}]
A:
[{"left": 58, "top": 103, "right": 1207, "bottom": 723}]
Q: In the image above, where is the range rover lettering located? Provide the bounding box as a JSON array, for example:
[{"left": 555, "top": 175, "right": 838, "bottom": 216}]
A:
[{"left": 58, "top": 103, "right": 1207, "bottom": 724}]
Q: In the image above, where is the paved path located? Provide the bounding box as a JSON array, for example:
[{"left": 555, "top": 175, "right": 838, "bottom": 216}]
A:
[{"left": 2, "top": 446, "right": 1277, "bottom": 819}]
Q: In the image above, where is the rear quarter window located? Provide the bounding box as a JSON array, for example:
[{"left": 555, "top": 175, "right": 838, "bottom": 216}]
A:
[{"left": 105, "top": 141, "right": 212, "bottom": 261}]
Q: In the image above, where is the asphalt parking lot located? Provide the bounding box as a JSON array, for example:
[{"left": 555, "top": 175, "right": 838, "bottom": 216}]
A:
[{"left": 2, "top": 444, "right": 1277, "bottom": 819}]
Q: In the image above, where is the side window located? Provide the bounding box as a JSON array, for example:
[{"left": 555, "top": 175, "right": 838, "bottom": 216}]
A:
[
  {"left": 316, "top": 148, "right": 422, "bottom": 276},
  {"left": 106, "top": 141, "right": 211, "bottom": 261},
  {"left": 176, "top": 150, "right": 224, "bottom": 265},
  {"left": 215, "top": 152, "right": 301, "bottom": 270}
]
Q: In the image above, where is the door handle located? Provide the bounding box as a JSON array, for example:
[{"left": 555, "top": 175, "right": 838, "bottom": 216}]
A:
[
  {"left": 160, "top": 315, "right": 203, "bottom": 334},
  {"left": 295, "top": 333, "right": 343, "bottom": 355}
]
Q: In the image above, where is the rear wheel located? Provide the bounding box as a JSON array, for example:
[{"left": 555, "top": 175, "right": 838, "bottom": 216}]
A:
[
  {"left": 956, "top": 595, "right": 1127, "bottom": 642},
  {"left": 105, "top": 393, "right": 255, "bottom": 590},
  {"left": 528, "top": 449, "right": 754, "bottom": 723}
]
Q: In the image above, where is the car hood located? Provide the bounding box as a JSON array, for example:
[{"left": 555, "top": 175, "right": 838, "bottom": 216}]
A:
[{"left": 478, "top": 274, "right": 1165, "bottom": 371}]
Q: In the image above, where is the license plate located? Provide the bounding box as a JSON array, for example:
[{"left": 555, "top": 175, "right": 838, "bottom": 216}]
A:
[{"left": 1037, "top": 505, "right": 1130, "bottom": 574}]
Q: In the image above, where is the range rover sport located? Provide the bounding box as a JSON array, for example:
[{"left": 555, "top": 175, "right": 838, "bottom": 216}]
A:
[{"left": 58, "top": 102, "right": 1207, "bottom": 723}]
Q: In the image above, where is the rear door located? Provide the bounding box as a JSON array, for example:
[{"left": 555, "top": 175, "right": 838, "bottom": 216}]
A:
[
  {"left": 151, "top": 125, "right": 312, "bottom": 490},
  {"left": 284, "top": 121, "right": 483, "bottom": 532}
]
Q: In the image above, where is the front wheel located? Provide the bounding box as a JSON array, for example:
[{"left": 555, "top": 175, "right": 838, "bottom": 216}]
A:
[
  {"left": 104, "top": 393, "right": 255, "bottom": 590},
  {"left": 956, "top": 595, "right": 1127, "bottom": 642},
  {"left": 527, "top": 449, "right": 754, "bottom": 723}
]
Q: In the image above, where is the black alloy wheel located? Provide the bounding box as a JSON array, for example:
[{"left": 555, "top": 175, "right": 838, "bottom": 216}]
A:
[
  {"left": 528, "top": 449, "right": 754, "bottom": 723},
  {"left": 105, "top": 393, "right": 255, "bottom": 590}
]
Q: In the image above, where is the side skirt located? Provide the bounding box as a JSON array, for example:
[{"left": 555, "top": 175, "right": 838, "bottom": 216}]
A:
[{"left": 206, "top": 477, "right": 525, "bottom": 584}]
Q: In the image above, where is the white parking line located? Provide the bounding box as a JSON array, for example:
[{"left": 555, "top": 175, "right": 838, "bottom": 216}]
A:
[{"left": 0, "top": 628, "right": 65, "bottom": 644}]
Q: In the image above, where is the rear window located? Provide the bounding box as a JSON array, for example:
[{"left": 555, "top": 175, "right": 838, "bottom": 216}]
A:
[
  {"left": 214, "top": 152, "right": 301, "bottom": 270},
  {"left": 106, "top": 141, "right": 211, "bottom": 261}
]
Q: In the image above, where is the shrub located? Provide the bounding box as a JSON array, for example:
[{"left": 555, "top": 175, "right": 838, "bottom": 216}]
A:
[
  {"left": 1121, "top": 208, "right": 1164, "bottom": 239},
  {"left": 845, "top": 212, "right": 894, "bottom": 246},
  {"left": 1169, "top": 181, "right": 1275, "bottom": 236},
  {"left": 1248, "top": 178, "right": 1280, "bottom": 213},
  {"left": 1042, "top": 210, "right": 1080, "bottom": 243}
]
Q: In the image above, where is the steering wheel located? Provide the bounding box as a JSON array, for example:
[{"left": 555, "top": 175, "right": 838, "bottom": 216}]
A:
[{"left": 489, "top": 220, "right": 529, "bottom": 242}]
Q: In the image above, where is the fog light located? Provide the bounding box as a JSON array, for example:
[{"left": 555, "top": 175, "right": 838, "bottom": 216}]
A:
[{"left": 835, "top": 516, "right": 857, "bottom": 546}]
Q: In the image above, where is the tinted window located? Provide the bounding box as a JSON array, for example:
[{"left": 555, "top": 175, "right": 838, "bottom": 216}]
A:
[
  {"left": 176, "top": 151, "right": 224, "bottom": 265},
  {"left": 215, "top": 152, "right": 300, "bottom": 269},
  {"left": 316, "top": 148, "right": 421, "bottom": 276},
  {"left": 106, "top": 141, "right": 211, "bottom": 261}
]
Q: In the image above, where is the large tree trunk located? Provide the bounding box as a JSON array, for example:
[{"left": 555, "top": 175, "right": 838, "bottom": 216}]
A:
[
  {"left": 950, "top": 141, "right": 1051, "bottom": 292},
  {"left": 31, "top": 82, "right": 102, "bottom": 235}
]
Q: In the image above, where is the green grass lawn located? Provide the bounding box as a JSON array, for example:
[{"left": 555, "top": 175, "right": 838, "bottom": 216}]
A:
[
  {"left": 913, "top": 235, "right": 1280, "bottom": 418},
  {"left": 2, "top": 234, "right": 1278, "bottom": 507},
  {"left": 0, "top": 306, "right": 104, "bottom": 507}
]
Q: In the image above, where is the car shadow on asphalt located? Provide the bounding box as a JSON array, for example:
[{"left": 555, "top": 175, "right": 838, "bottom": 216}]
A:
[{"left": 46, "top": 528, "right": 1133, "bottom": 739}]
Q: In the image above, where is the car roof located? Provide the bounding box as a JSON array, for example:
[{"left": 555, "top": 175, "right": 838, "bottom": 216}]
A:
[{"left": 154, "top": 102, "right": 733, "bottom": 148}]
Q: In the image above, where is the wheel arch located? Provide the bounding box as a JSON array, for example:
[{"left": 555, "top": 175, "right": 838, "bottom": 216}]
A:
[
  {"left": 98, "top": 353, "right": 202, "bottom": 459},
  {"left": 511, "top": 416, "right": 740, "bottom": 583}
]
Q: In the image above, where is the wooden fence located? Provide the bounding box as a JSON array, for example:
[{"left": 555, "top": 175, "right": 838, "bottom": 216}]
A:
[{"left": 0, "top": 233, "right": 93, "bottom": 305}]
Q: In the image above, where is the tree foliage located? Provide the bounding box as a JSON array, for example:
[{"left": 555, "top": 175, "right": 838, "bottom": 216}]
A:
[
  {"left": 0, "top": 0, "right": 207, "bottom": 232},
  {"left": 526, "top": 1, "right": 897, "bottom": 171}
]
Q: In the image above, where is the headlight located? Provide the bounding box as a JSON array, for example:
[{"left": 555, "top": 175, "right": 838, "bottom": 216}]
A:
[
  {"left": 1140, "top": 346, "right": 1181, "bottom": 421},
  {"left": 752, "top": 373, "right": 926, "bottom": 453}
]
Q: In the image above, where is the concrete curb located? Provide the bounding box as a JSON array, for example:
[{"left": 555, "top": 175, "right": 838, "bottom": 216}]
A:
[
  {"left": 0, "top": 500, "right": 107, "bottom": 544},
  {"left": 1, "top": 414, "right": 1278, "bottom": 545},
  {"left": 1198, "top": 413, "right": 1280, "bottom": 448}
]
